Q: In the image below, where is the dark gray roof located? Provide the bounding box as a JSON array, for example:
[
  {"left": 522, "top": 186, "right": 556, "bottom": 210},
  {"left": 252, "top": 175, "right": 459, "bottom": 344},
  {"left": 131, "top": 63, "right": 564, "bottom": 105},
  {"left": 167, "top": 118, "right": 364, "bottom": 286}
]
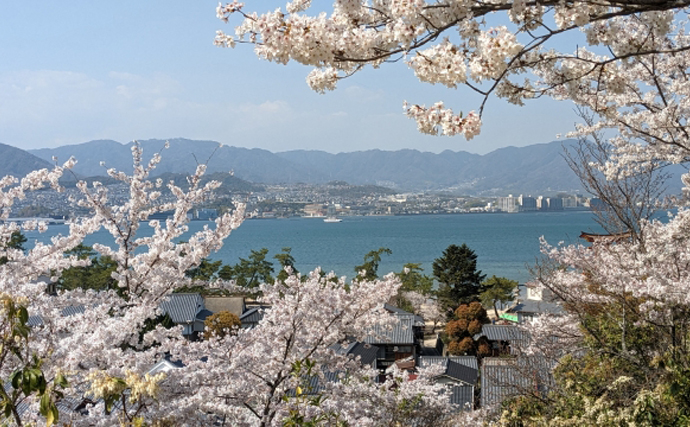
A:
[
  {"left": 449, "top": 356, "right": 478, "bottom": 370},
  {"left": 348, "top": 342, "right": 379, "bottom": 366},
  {"left": 62, "top": 305, "right": 86, "bottom": 317},
  {"left": 27, "top": 315, "right": 44, "bottom": 326},
  {"left": 5, "top": 382, "right": 82, "bottom": 417},
  {"left": 419, "top": 356, "right": 478, "bottom": 370},
  {"left": 239, "top": 307, "right": 266, "bottom": 325},
  {"left": 446, "top": 361, "right": 478, "bottom": 385},
  {"left": 28, "top": 305, "right": 86, "bottom": 327},
  {"left": 55, "top": 396, "right": 84, "bottom": 414},
  {"left": 509, "top": 299, "right": 564, "bottom": 315},
  {"left": 480, "top": 357, "right": 554, "bottom": 408},
  {"left": 304, "top": 370, "right": 341, "bottom": 393},
  {"left": 196, "top": 309, "right": 213, "bottom": 322},
  {"left": 286, "top": 370, "right": 341, "bottom": 396},
  {"left": 418, "top": 356, "right": 478, "bottom": 385},
  {"left": 384, "top": 304, "right": 425, "bottom": 325},
  {"left": 449, "top": 384, "right": 474, "bottom": 410},
  {"left": 330, "top": 341, "right": 379, "bottom": 367},
  {"left": 473, "top": 324, "right": 528, "bottom": 342},
  {"left": 364, "top": 315, "right": 415, "bottom": 345},
  {"left": 159, "top": 294, "right": 203, "bottom": 324}
]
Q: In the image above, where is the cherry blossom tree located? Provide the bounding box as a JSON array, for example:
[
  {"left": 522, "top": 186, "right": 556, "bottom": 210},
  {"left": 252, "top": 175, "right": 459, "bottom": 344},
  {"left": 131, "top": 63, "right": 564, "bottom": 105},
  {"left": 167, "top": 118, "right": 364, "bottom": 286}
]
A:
[
  {"left": 0, "top": 144, "right": 454, "bottom": 425},
  {"left": 212, "top": 1, "right": 690, "bottom": 421}
]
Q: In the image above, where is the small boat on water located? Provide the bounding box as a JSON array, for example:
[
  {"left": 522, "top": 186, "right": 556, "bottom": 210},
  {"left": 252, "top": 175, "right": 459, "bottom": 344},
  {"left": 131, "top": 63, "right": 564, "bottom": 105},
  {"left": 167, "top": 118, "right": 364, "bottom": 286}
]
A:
[{"left": 324, "top": 203, "right": 342, "bottom": 222}]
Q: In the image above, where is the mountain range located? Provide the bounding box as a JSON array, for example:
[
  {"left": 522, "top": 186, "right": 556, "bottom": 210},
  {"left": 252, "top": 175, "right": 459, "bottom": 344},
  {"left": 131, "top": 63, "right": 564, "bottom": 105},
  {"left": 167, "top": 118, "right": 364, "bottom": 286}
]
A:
[
  {"left": 0, "top": 137, "right": 680, "bottom": 195},
  {"left": 0, "top": 143, "right": 53, "bottom": 177}
]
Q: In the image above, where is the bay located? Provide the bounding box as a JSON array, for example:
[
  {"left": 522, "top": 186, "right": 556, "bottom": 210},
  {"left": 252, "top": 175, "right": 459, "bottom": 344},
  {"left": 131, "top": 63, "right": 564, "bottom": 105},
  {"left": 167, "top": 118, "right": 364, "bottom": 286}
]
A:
[{"left": 24, "top": 211, "right": 603, "bottom": 284}]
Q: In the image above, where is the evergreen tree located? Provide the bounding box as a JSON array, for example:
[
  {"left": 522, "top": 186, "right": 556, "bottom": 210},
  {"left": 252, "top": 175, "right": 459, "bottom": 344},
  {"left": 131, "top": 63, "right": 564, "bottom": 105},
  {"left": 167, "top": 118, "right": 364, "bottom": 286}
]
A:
[
  {"left": 398, "top": 263, "right": 433, "bottom": 295},
  {"left": 480, "top": 275, "right": 518, "bottom": 319},
  {"left": 354, "top": 247, "right": 392, "bottom": 281},
  {"left": 392, "top": 263, "right": 434, "bottom": 313},
  {"left": 0, "top": 231, "right": 26, "bottom": 266},
  {"left": 185, "top": 258, "right": 223, "bottom": 282},
  {"left": 433, "top": 244, "right": 485, "bottom": 317},
  {"left": 59, "top": 244, "right": 118, "bottom": 292},
  {"left": 218, "top": 248, "right": 274, "bottom": 290},
  {"left": 274, "top": 247, "right": 297, "bottom": 282}
]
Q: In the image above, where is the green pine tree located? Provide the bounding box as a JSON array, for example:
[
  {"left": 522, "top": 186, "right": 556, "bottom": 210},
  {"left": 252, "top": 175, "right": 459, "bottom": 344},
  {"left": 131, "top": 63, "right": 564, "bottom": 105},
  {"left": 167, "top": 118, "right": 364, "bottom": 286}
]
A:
[{"left": 433, "top": 243, "right": 485, "bottom": 318}]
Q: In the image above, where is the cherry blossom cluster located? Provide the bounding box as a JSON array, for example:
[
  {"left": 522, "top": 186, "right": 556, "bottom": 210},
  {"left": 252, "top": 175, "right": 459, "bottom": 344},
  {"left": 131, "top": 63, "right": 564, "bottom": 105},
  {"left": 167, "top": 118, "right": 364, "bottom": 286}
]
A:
[
  {"left": 404, "top": 101, "right": 481, "bottom": 138},
  {"left": 521, "top": 205, "right": 690, "bottom": 368},
  {"left": 152, "top": 269, "right": 454, "bottom": 425},
  {"left": 217, "top": 1, "right": 690, "bottom": 172}
]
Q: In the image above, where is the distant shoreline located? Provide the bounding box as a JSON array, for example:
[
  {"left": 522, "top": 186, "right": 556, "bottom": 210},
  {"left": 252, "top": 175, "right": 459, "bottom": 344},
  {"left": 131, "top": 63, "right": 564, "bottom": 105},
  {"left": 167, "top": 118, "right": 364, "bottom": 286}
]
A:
[{"left": 247, "top": 208, "right": 593, "bottom": 220}]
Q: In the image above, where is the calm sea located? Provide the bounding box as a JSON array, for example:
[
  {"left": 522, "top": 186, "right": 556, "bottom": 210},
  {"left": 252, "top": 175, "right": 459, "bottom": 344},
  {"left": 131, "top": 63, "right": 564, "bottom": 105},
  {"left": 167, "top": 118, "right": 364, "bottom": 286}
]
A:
[{"left": 24, "top": 211, "right": 603, "bottom": 284}]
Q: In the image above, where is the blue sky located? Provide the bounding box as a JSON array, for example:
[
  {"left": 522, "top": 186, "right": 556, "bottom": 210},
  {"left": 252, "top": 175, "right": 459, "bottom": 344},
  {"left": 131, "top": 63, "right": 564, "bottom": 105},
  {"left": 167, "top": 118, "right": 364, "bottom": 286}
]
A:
[{"left": 0, "top": 1, "right": 580, "bottom": 154}]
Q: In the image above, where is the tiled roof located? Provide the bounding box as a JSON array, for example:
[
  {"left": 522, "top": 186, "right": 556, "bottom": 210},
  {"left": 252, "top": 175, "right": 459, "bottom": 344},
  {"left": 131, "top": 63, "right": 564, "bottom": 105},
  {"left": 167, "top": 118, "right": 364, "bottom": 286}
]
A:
[
  {"left": 159, "top": 294, "right": 203, "bottom": 324},
  {"left": 509, "top": 299, "right": 563, "bottom": 315},
  {"left": 419, "top": 355, "right": 478, "bottom": 371},
  {"left": 364, "top": 315, "right": 415, "bottom": 345},
  {"left": 148, "top": 358, "right": 185, "bottom": 376},
  {"left": 480, "top": 357, "right": 554, "bottom": 408},
  {"left": 286, "top": 370, "right": 341, "bottom": 396},
  {"left": 418, "top": 356, "right": 478, "bottom": 385},
  {"left": 27, "top": 315, "right": 44, "bottom": 326},
  {"left": 446, "top": 361, "right": 478, "bottom": 385},
  {"left": 27, "top": 305, "right": 86, "bottom": 327},
  {"left": 331, "top": 341, "right": 379, "bottom": 367},
  {"left": 473, "top": 324, "right": 528, "bottom": 342},
  {"left": 196, "top": 309, "right": 213, "bottom": 321},
  {"left": 61, "top": 305, "right": 86, "bottom": 317},
  {"left": 384, "top": 304, "right": 425, "bottom": 325},
  {"left": 449, "top": 384, "right": 474, "bottom": 410},
  {"left": 449, "top": 356, "right": 479, "bottom": 370},
  {"left": 239, "top": 307, "right": 266, "bottom": 325}
]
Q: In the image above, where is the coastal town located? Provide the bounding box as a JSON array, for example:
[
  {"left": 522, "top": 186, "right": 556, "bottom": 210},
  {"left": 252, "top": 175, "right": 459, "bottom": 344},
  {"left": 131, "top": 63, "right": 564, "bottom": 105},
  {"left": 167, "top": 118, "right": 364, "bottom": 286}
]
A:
[{"left": 7, "top": 180, "right": 597, "bottom": 221}]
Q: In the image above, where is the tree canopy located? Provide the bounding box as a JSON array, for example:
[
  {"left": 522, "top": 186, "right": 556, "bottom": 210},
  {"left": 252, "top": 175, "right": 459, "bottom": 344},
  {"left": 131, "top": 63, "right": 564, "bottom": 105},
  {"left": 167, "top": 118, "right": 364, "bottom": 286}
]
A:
[
  {"left": 445, "top": 302, "right": 491, "bottom": 356},
  {"left": 59, "top": 244, "right": 118, "bottom": 292},
  {"left": 274, "top": 247, "right": 297, "bottom": 282},
  {"left": 480, "top": 275, "right": 518, "bottom": 319},
  {"left": 433, "top": 243, "right": 485, "bottom": 316},
  {"left": 354, "top": 247, "right": 392, "bottom": 281},
  {"left": 218, "top": 247, "right": 274, "bottom": 290},
  {"left": 0, "top": 231, "right": 26, "bottom": 266},
  {"left": 218, "top": 1, "right": 690, "bottom": 180},
  {"left": 203, "top": 311, "right": 241, "bottom": 340}
]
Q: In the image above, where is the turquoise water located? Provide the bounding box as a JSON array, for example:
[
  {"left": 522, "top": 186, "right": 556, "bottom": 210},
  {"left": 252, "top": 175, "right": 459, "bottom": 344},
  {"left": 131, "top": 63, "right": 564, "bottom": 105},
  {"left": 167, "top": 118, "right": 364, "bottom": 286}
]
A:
[{"left": 24, "top": 211, "right": 602, "bottom": 283}]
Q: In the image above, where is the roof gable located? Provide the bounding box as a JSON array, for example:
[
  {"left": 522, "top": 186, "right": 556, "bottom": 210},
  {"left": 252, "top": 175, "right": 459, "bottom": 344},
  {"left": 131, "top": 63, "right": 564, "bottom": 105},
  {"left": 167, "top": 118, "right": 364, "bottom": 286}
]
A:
[{"left": 418, "top": 356, "right": 478, "bottom": 385}]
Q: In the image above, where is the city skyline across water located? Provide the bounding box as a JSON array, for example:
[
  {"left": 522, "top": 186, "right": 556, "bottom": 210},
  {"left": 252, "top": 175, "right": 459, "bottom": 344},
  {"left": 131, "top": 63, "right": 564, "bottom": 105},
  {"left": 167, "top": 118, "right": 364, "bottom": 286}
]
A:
[{"left": 23, "top": 211, "right": 605, "bottom": 284}]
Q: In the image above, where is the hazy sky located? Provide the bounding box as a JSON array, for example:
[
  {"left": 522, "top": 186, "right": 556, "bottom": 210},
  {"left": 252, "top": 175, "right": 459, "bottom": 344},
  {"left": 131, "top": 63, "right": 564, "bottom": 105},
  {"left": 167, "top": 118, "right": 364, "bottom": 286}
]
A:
[{"left": 0, "top": 1, "right": 580, "bottom": 154}]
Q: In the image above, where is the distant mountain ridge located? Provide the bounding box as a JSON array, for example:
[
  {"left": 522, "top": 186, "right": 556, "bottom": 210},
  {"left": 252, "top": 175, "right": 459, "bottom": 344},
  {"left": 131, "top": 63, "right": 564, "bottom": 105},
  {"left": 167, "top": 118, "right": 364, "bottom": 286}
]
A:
[
  {"left": 24, "top": 138, "right": 587, "bottom": 194},
  {"left": 0, "top": 142, "right": 54, "bottom": 177},
  {"left": 30, "top": 139, "right": 327, "bottom": 185},
  {"left": 0, "top": 137, "right": 642, "bottom": 195}
]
